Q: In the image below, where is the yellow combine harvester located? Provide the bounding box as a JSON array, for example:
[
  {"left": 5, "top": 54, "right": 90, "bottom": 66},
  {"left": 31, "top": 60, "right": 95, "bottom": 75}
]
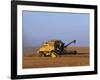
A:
[{"left": 37, "top": 40, "right": 76, "bottom": 58}]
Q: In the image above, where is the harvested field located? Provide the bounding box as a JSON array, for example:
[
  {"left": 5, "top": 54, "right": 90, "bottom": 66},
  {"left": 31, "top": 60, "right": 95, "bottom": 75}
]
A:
[{"left": 23, "top": 46, "right": 89, "bottom": 68}]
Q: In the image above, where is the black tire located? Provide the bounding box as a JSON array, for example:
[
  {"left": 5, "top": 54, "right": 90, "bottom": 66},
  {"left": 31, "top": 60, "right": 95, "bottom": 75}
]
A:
[
  {"left": 39, "top": 51, "right": 45, "bottom": 57},
  {"left": 73, "top": 51, "right": 77, "bottom": 55}
]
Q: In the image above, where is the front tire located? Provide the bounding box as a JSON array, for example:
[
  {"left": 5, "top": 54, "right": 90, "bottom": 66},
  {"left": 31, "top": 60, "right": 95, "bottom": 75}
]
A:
[{"left": 39, "top": 51, "right": 45, "bottom": 57}]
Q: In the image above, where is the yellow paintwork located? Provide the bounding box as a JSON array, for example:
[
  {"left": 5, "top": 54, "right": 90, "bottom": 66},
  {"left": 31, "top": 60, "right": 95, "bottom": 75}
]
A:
[
  {"left": 51, "top": 52, "right": 57, "bottom": 58},
  {"left": 39, "top": 41, "right": 54, "bottom": 52},
  {"left": 38, "top": 40, "right": 57, "bottom": 58}
]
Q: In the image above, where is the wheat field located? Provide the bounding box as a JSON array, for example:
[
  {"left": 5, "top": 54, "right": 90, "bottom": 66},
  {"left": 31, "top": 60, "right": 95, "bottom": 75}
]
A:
[{"left": 23, "top": 46, "right": 89, "bottom": 68}]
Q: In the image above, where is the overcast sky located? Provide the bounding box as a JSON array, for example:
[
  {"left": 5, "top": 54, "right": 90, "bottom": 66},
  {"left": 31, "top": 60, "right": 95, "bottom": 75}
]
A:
[{"left": 22, "top": 11, "right": 90, "bottom": 47}]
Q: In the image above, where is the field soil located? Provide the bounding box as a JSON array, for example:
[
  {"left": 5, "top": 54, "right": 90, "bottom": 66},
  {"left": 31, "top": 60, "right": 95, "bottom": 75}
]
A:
[{"left": 23, "top": 46, "right": 89, "bottom": 68}]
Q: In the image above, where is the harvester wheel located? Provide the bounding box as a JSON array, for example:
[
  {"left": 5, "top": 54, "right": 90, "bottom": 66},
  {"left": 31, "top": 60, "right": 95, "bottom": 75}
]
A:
[
  {"left": 39, "top": 52, "right": 45, "bottom": 57},
  {"left": 74, "top": 51, "right": 77, "bottom": 55},
  {"left": 51, "top": 51, "right": 57, "bottom": 58}
]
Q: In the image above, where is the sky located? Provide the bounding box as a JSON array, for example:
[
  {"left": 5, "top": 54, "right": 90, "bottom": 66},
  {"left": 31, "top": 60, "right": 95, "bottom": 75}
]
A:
[{"left": 22, "top": 11, "right": 90, "bottom": 47}]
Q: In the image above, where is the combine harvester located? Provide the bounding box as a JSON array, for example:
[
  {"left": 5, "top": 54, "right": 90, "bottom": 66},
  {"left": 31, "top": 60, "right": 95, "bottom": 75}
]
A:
[{"left": 37, "top": 40, "right": 77, "bottom": 58}]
